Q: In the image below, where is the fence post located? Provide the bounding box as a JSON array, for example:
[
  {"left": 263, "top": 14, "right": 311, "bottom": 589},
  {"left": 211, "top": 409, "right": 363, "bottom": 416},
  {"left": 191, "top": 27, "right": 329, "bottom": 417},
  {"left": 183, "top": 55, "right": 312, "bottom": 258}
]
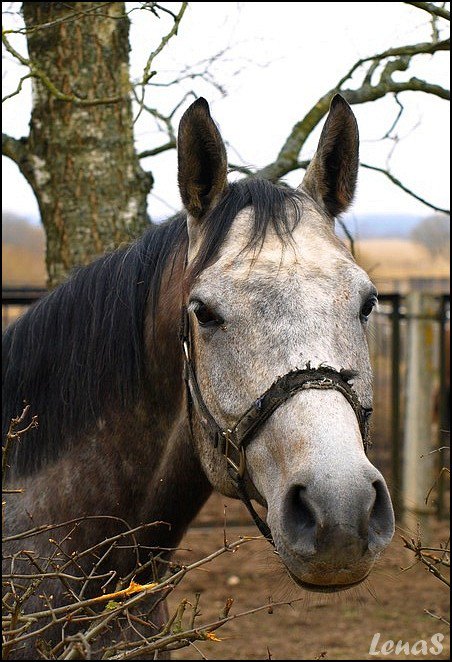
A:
[
  {"left": 390, "top": 294, "right": 402, "bottom": 518},
  {"left": 437, "top": 295, "right": 450, "bottom": 519},
  {"left": 402, "top": 293, "right": 436, "bottom": 538}
]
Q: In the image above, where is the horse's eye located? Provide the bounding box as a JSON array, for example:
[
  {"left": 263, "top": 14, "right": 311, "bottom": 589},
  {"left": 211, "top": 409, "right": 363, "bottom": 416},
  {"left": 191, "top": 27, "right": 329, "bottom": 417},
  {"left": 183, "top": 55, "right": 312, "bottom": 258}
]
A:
[
  {"left": 360, "top": 295, "right": 377, "bottom": 321},
  {"left": 193, "top": 301, "right": 224, "bottom": 328}
]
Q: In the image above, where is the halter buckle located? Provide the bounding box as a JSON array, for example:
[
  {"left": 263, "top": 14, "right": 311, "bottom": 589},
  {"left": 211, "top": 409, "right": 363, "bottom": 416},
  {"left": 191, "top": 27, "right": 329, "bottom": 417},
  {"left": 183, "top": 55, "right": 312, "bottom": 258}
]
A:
[
  {"left": 182, "top": 339, "right": 190, "bottom": 362},
  {"left": 222, "top": 429, "right": 246, "bottom": 478}
]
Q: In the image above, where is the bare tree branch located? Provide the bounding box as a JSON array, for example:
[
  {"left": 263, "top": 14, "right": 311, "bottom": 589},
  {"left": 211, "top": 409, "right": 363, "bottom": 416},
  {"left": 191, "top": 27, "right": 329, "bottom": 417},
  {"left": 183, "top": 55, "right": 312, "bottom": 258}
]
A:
[
  {"left": 231, "top": 149, "right": 450, "bottom": 220},
  {"left": 2, "top": 133, "right": 28, "bottom": 168},
  {"left": 336, "top": 218, "right": 355, "bottom": 256},
  {"left": 381, "top": 94, "right": 405, "bottom": 140},
  {"left": 228, "top": 163, "right": 255, "bottom": 176},
  {"left": 336, "top": 38, "right": 450, "bottom": 88},
  {"left": 361, "top": 163, "right": 450, "bottom": 215},
  {"left": 424, "top": 609, "right": 450, "bottom": 626},
  {"left": 3, "top": 516, "right": 292, "bottom": 660},
  {"left": 405, "top": 2, "right": 450, "bottom": 21},
  {"left": 256, "top": 45, "right": 449, "bottom": 182},
  {"left": 371, "top": 76, "right": 449, "bottom": 100},
  {"left": 141, "top": 2, "right": 188, "bottom": 85},
  {"left": 401, "top": 534, "right": 450, "bottom": 586},
  {"left": 138, "top": 140, "right": 176, "bottom": 159},
  {"left": 2, "top": 73, "right": 33, "bottom": 104},
  {"left": 1, "top": 132, "right": 36, "bottom": 190},
  {"left": 143, "top": 46, "right": 232, "bottom": 94},
  {"left": 134, "top": 92, "right": 193, "bottom": 158}
]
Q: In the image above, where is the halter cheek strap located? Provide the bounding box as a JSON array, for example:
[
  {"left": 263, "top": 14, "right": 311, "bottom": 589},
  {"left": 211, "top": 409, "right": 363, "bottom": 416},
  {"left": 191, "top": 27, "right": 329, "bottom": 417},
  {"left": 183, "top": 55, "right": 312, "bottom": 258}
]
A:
[{"left": 180, "top": 306, "right": 372, "bottom": 546}]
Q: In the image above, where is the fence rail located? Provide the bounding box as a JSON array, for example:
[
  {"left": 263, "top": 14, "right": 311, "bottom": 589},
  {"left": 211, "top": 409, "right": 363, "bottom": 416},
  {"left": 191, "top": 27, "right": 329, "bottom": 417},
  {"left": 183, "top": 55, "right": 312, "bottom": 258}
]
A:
[
  {"left": 2, "top": 287, "right": 47, "bottom": 305},
  {"left": 2, "top": 288, "right": 47, "bottom": 329}
]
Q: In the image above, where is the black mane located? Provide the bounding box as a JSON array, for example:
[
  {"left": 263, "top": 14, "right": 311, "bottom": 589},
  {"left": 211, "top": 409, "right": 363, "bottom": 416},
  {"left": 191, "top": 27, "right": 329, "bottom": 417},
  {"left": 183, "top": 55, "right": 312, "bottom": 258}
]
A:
[{"left": 2, "top": 178, "right": 303, "bottom": 476}]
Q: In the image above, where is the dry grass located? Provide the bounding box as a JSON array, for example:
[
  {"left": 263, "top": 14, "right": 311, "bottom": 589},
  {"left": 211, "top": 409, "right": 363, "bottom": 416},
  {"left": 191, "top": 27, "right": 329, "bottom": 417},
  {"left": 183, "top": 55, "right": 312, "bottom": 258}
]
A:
[
  {"left": 2, "top": 236, "right": 450, "bottom": 291},
  {"left": 2, "top": 245, "right": 46, "bottom": 287},
  {"left": 355, "top": 238, "right": 450, "bottom": 281}
]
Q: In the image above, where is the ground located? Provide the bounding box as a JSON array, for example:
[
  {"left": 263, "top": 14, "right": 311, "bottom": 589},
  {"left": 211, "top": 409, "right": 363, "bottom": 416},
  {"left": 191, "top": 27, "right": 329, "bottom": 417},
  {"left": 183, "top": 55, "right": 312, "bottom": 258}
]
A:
[{"left": 167, "top": 494, "right": 450, "bottom": 661}]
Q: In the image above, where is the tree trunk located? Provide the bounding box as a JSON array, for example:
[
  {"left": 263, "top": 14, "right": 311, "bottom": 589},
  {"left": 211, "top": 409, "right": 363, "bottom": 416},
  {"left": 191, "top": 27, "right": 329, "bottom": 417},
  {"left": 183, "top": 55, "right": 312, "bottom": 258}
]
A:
[{"left": 22, "top": 2, "right": 152, "bottom": 287}]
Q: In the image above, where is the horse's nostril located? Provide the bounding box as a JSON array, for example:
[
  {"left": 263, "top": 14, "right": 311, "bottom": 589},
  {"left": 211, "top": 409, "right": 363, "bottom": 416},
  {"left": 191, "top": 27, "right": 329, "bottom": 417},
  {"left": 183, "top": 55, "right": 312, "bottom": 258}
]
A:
[
  {"left": 298, "top": 486, "right": 317, "bottom": 531},
  {"left": 282, "top": 484, "right": 318, "bottom": 557},
  {"left": 289, "top": 485, "right": 317, "bottom": 533},
  {"left": 368, "top": 478, "right": 395, "bottom": 551},
  {"left": 370, "top": 480, "right": 386, "bottom": 526}
]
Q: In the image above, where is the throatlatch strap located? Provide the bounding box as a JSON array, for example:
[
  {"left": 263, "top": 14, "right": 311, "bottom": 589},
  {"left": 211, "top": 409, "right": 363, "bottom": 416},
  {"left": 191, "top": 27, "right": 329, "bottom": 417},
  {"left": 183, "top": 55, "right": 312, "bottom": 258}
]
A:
[{"left": 234, "top": 474, "right": 273, "bottom": 543}]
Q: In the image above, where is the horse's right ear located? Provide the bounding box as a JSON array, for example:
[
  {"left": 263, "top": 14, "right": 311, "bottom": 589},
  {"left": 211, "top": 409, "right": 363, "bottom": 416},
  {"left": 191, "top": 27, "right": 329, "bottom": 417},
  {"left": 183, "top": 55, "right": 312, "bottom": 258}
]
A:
[{"left": 177, "top": 97, "right": 228, "bottom": 224}]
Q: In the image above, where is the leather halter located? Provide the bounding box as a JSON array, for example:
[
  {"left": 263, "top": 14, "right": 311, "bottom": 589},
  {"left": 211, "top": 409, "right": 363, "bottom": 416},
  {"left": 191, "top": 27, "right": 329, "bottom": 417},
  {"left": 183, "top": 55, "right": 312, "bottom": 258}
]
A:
[{"left": 180, "top": 306, "right": 372, "bottom": 546}]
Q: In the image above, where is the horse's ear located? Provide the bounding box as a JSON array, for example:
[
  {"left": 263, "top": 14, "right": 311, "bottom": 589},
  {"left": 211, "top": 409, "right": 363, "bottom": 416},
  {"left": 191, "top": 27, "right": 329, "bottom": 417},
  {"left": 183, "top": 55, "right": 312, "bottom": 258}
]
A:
[
  {"left": 177, "top": 97, "right": 228, "bottom": 224},
  {"left": 299, "top": 94, "right": 359, "bottom": 219}
]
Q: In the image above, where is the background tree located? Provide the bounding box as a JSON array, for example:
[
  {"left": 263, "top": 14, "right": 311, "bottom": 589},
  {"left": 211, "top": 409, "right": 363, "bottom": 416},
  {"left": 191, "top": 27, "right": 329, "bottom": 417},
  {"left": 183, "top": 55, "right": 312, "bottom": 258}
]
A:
[
  {"left": 410, "top": 213, "right": 451, "bottom": 257},
  {"left": 3, "top": 2, "right": 158, "bottom": 286},
  {"left": 2, "top": 1, "right": 450, "bottom": 287}
]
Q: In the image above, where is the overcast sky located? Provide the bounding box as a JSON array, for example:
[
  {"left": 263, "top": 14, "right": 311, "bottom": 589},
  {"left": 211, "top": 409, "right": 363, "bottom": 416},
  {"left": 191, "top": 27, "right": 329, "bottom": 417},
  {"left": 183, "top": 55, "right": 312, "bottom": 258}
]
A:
[{"left": 2, "top": 2, "right": 450, "bottom": 224}]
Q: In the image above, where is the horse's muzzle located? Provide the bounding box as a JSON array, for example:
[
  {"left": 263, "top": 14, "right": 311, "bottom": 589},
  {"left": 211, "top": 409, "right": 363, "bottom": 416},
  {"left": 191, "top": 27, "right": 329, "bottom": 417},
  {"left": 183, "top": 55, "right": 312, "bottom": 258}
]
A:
[{"left": 270, "top": 464, "right": 395, "bottom": 590}]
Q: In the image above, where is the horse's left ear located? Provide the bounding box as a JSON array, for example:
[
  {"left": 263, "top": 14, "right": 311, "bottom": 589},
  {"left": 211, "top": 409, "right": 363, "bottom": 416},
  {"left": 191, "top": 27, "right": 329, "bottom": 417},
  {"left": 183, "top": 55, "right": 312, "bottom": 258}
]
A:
[
  {"left": 177, "top": 97, "right": 228, "bottom": 224},
  {"left": 299, "top": 94, "right": 359, "bottom": 218}
]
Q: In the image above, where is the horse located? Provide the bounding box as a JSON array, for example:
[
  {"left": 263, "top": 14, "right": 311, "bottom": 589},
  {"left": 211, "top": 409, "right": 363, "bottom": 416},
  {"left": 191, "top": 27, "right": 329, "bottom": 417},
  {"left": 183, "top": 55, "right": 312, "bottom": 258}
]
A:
[{"left": 2, "top": 95, "right": 395, "bottom": 658}]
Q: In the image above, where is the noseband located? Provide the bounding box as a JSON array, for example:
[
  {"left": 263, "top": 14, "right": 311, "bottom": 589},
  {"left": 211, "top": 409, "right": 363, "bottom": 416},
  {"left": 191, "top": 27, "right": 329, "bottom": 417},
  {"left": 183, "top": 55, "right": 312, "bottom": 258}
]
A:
[{"left": 181, "top": 306, "right": 371, "bottom": 546}]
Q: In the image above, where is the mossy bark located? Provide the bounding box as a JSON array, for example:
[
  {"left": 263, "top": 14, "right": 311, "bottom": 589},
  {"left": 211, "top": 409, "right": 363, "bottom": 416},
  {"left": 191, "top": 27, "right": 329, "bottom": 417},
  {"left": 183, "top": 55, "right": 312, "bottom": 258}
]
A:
[{"left": 22, "top": 2, "right": 152, "bottom": 287}]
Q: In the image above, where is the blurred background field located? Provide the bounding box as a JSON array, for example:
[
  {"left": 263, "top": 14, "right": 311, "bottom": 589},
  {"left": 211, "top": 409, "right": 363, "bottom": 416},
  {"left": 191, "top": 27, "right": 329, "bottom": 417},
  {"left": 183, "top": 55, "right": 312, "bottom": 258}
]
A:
[{"left": 3, "top": 210, "right": 449, "bottom": 292}]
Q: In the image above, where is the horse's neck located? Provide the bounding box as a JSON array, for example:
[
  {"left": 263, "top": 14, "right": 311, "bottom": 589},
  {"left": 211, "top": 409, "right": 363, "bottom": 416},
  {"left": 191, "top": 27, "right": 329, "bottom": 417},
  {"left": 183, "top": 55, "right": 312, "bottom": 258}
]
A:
[
  {"left": 135, "top": 256, "right": 213, "bottom": 549},
  {"left": 6, "top": 256, "right": 212, "bottom": 571},
  {"left": 137, "top": 415, "right": 212, "bottom": 551}
]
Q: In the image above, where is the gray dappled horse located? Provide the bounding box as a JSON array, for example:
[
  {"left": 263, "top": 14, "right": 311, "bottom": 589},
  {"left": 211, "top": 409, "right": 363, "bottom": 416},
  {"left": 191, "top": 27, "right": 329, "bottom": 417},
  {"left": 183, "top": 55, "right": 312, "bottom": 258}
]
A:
[{"left": 3, "top": 95, "right": 394, "bottom": 658}]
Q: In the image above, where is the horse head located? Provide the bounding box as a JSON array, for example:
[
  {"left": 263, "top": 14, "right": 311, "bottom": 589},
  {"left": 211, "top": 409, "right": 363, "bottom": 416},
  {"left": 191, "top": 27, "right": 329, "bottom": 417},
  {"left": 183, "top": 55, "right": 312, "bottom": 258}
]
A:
[{"left": 177, "top": 96, "right": 395, "bottom": 592}]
